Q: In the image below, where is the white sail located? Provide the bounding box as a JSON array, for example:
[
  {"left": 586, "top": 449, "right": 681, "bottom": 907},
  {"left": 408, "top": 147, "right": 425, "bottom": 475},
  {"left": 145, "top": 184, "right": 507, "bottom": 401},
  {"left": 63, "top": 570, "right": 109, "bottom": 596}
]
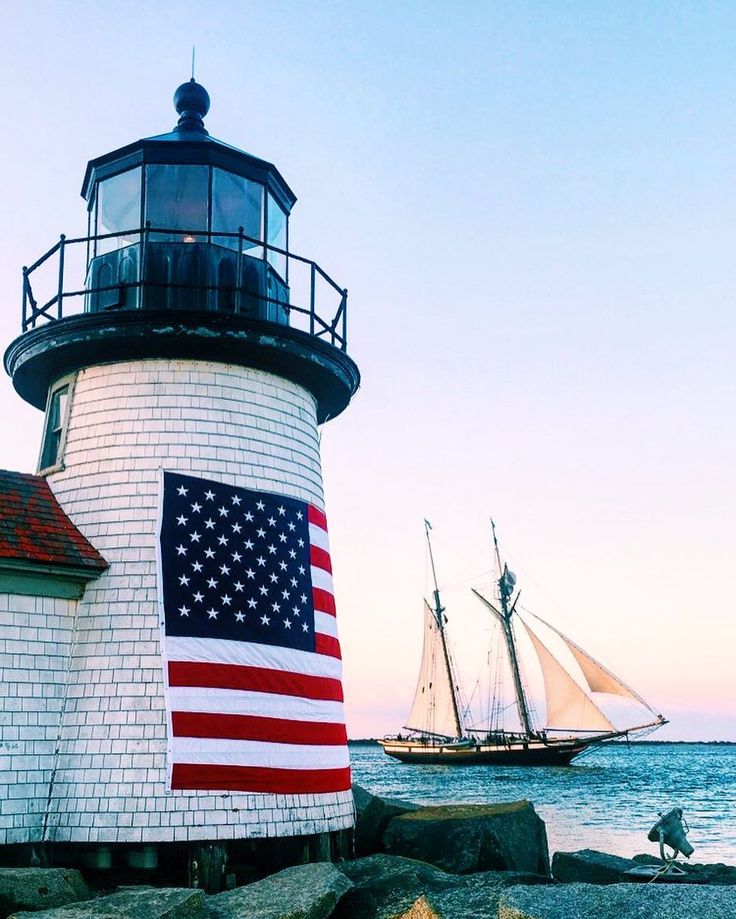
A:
[
  {"left": 405, "top": 601, "right": 462, "bottom": 739},
  {"left": 526, "top": 612, "right": 659, "bottom": 715},
  {"left": 519, "top": 617, "right": 616, "bottom": 733}
]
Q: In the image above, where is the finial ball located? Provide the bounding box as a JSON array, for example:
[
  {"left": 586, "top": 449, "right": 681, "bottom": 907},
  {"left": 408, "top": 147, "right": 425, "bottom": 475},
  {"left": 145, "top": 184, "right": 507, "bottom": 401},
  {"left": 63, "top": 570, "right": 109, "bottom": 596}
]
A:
[{"left": 174, "top": 79, "right": 210, "bottom": 120}]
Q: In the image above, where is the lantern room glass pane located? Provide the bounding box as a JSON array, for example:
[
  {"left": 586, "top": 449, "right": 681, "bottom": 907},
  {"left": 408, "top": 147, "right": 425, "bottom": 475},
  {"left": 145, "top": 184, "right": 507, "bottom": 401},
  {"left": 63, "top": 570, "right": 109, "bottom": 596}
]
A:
[
  {"left": 96, "top": 167, "right": 142, "bottom": 255},
  {"left": 267, "top": 192, "right": 287, "bottom": 279},
  {"left": 145, "top": 164, "right": 209, "bottom": 240},
  {"left": 212, "top": 169, "right": 263, "bottom": 251}
]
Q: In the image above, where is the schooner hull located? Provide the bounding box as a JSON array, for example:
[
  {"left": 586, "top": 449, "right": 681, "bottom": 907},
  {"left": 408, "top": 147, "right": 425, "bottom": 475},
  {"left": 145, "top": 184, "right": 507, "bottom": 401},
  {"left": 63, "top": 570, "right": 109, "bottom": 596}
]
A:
[{"left": 378, "top": 738, "right": 591, "bottom": 766}]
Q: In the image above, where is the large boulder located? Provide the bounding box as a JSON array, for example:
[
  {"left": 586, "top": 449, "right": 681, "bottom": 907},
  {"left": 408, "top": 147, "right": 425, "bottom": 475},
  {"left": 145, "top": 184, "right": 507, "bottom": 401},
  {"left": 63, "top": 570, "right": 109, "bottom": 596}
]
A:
[
  {"left": 552, "top": 850, "right": 640, "bottom": 884},
  {"left": 208, "top": 863, "right": 352, "bottom": 919},
  {"left": 353, "top": 785, "right": 419, "bottom": 856},
  {"left": 334, "top": 854, "right": 553, "bottom": 919},
  {"left": 499, "top": 882, "right": 736, "bottom": 918},
  {"left": 0, "top": 868, "right": 91, "bottom": 918},
  {"left": 382, "top": 802, "right": 550, "bottom": 876},
  {"left": 8, "top": 886, "right": 205, "bottom": 919}
]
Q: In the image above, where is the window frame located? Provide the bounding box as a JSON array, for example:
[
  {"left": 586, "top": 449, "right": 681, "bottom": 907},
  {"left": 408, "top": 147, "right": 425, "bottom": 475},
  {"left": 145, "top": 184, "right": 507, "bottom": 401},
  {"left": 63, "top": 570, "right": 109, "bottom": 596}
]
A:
[{"left": 38, "top": 374, "right": 76, "bottom": 475}]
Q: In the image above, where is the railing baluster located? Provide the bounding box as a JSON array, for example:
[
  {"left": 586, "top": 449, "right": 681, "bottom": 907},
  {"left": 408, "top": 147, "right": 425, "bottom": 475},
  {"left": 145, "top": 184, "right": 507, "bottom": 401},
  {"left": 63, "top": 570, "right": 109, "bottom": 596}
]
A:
[
  {"left": 22, "top": 267, "right": 28, "bottom": 331},
  {"left": 310, "top": 263, "right": 315, "bottom": 336},
  {"left": 56, "top": 234, "right": 66, "bottom": 320},
  {"left": 236, "top": 226, "right": 244, "bottom": 314},
  {"left": 140, "top": 221, "right": 150, "bottom": 310},
  {"left": 342, "top": 289, "right": 348, "bottom": 350}
]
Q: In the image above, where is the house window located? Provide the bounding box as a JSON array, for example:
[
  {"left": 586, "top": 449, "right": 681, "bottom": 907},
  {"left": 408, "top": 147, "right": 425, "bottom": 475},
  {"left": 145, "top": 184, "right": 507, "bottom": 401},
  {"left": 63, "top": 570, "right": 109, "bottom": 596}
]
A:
[{"left": 39, "top": 380, "right": 71, "bottom": 472}]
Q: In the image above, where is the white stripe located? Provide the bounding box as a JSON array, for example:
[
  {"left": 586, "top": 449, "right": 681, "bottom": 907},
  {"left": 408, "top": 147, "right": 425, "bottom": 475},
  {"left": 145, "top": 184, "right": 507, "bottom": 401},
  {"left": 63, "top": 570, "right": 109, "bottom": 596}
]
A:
[
  {"left": 171, "top": 738, "right": 350, "bottom": 770},
  {"left": 310, "top": 566, "right": 334, "bottom": 594},
  {"left": 165, "top": 636, "right": 342, "bottom": 680},
  {"left": 315, "top": 611, "right": 338, "bottom": 639},
  {"left": 169, "top": 686, "right": 345, "bottom": 722},
  {"left": 309, "top": 523, "right": 330, "bottom": 552}
]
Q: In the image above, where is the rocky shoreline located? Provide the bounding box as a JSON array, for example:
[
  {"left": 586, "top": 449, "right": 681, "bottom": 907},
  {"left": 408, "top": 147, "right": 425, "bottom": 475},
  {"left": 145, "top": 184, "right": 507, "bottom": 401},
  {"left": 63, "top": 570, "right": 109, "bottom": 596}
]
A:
[{"left": 1, "top": 785, "right": 734, "bottom": 919}]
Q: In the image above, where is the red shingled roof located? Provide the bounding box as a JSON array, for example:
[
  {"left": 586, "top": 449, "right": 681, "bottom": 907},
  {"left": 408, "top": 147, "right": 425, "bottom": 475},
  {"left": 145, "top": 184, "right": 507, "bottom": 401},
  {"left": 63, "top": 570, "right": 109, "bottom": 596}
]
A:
[{"left": 0, "top": 469, "right": 107, "bottom": 573}]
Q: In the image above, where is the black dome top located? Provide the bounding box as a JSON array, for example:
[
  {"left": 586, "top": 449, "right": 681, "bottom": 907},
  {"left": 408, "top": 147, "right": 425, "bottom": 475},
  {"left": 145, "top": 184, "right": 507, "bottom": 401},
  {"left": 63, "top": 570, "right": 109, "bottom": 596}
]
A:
[{"left": 173, "top": 79, "right": 210, "bottom": 134}]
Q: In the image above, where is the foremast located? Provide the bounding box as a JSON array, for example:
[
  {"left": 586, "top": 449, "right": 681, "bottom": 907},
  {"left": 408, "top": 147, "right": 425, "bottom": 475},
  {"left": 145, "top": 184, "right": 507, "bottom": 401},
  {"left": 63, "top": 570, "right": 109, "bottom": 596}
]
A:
[{"left": 425, "top": 520, "right": 463, "bottom": 739}]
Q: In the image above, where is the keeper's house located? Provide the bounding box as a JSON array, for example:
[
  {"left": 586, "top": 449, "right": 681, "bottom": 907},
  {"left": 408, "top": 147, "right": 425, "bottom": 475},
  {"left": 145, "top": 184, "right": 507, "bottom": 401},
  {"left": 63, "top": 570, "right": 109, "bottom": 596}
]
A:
[{"left": 0, "top": 80, "right": 359, "bottom": 869}]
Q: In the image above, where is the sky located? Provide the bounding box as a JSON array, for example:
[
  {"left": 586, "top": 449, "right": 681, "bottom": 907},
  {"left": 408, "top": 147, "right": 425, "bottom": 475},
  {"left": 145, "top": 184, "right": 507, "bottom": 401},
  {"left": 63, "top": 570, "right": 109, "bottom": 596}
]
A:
[{"left": 0, "top": 1, "right": 734, "bottom": 741}]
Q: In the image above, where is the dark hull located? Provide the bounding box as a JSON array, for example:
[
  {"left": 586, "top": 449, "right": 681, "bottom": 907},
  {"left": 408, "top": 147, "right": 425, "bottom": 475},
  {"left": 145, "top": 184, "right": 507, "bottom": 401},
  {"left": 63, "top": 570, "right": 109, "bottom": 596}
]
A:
[{"left": 378, "top": 739, "right": 592, "bottom": 766}]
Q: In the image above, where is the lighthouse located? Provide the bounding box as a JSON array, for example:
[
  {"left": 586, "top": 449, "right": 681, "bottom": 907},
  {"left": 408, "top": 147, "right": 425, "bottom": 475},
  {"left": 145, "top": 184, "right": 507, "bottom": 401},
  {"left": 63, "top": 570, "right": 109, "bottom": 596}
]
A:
[{"left": 1, "top": 80, "right": 359, "bottom": 865}]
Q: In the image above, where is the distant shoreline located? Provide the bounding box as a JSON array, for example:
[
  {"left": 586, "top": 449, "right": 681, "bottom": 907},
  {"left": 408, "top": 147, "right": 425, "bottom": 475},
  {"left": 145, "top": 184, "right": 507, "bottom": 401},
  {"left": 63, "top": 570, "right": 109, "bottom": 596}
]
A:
[{"left": 348, "top": 738, "right": 736, "bottom": 746}]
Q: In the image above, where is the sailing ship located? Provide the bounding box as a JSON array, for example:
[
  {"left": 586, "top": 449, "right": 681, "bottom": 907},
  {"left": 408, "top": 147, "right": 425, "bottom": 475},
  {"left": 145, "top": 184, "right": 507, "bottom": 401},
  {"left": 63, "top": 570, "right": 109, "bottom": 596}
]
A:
[{"left": 379, "top": 521, "right": 666, "bottom": 766}]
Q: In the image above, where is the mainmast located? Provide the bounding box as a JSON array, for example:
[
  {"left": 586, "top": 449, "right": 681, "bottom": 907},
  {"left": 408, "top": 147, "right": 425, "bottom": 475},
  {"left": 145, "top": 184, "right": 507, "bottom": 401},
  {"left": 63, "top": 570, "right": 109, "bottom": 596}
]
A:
[
  {"left": 425, "top": 520, "right": 463, "bottom": 738},
  {"left": 489, "top": 520, "right": 534, "bottom": 738}
]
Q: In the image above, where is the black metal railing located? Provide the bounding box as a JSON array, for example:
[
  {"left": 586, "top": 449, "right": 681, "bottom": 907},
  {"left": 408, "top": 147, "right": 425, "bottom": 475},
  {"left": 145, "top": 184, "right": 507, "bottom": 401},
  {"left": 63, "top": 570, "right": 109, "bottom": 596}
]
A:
[{"left": 21, "top": 224, "right": 348, "bottom": 351}]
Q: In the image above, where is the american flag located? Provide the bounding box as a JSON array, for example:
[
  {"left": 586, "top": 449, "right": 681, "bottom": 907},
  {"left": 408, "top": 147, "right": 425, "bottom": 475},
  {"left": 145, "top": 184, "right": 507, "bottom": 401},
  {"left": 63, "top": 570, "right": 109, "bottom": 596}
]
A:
[{"left": 157, "top": 471, "right": 350, "bottom": 794}]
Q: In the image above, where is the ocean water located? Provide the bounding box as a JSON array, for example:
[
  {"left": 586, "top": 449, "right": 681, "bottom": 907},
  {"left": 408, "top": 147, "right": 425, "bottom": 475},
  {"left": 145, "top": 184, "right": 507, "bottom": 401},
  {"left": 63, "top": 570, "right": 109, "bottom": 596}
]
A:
[{"left": 350, "top": 741, "right": 736, "bottom": 865}]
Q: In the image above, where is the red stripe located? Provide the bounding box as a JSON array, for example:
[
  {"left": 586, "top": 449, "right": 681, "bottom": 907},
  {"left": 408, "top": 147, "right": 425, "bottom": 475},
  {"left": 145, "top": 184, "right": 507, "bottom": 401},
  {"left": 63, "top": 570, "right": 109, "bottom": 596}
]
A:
[
  {"left": 308, "top": 505, "right": 328, "bottom": 531},
  {"left": 310, "top": 545, "right": 332, "bottom": 574},
  {"left": 313, "top": 587, "right": 336, "bottom": 616},
  {"left": 315, "top": 634, "right": 341, "bottom": 659},
  {"left": 172, "top": 711, "right": 347, "bottom": 745},
  {"left": 168, "top": 661, "right": 343, "bottom": 702},
  {"left": 172, "top": 763, "right": 351, "bottom": 794}
]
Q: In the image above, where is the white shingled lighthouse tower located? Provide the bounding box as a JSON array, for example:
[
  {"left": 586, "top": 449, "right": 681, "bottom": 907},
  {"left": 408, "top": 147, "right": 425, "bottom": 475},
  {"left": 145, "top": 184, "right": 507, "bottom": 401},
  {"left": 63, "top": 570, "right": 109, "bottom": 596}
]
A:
[{"left": 1, "top": 80, "right": 359, "bottom": 871}]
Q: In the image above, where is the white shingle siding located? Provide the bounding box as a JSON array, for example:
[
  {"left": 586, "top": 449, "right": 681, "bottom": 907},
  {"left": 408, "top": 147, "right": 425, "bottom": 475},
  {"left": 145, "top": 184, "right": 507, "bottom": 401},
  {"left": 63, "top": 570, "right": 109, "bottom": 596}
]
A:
[{"left": 1, "top": 358, "right": 353, "bottom": 844}]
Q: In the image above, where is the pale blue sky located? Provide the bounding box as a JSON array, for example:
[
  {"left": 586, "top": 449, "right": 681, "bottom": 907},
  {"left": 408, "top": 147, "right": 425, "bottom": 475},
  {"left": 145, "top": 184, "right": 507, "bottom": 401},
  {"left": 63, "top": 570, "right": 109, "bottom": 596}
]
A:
[{"left": 1, "top": 1, "right": 734, "bottom": 738}]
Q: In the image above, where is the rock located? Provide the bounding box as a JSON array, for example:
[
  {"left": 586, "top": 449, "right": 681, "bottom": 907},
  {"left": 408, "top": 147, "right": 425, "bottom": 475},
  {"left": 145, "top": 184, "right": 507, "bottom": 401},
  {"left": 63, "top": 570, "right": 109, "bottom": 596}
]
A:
[
  {"left": 382, "top": 801, "right": 550, "bottom": 876},
  {"left": 8, "top": 886, "right": 206, "bottom": 919},
  {"left": 0, "top": 868, "right": 91, "bottom": 918},
  {"left": 208, "top": 863, "right": 352, "bottom": 919},
  {"left": 334, "top": 854, "right": 553, "bottom": 919},
  {"left": 552, "top": 850, "right": 640, "bottom": 884},
  {"left": 499, "top": 882, "right": 736, "bottom": 918},
  {"left": 352, "top": 785, "right": 419, "bottom": 857}
]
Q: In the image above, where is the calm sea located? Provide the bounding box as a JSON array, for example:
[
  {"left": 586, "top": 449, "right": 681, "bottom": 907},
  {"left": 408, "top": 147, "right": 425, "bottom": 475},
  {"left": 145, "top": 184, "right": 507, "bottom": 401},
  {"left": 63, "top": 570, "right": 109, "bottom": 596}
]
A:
[{"left": 350, "top": 741, "right": 736, "bottom": 865}]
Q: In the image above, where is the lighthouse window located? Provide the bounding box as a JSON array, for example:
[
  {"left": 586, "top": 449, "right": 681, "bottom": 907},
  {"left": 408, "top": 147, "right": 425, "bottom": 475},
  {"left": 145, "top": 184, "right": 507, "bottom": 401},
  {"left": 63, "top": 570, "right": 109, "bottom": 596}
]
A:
[
  {"left": 95, "top": 167, "right": 142, "bottom": 255},
  {"left": 39, "top": 379, "right": 71, "bottom": 473},
  {"left": 266, "top": 192, "right": 287, "bottom": 279},
  {"left": 145, "top": 164, "right": 209, "bottom": 240},
  {"left": 212, "top": 169, "right": 264, "bottom": 252}
]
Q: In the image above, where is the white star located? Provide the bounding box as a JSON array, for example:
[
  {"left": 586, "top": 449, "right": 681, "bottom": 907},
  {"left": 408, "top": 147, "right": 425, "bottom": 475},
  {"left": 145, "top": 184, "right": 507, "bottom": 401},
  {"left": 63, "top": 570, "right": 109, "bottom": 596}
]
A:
[
  {"left": 193, "top": 592, "right": 204, "bottom": 603},
  {"left": 247, "top": 598, "right": 257, "bottom": 609},
  {"left": 256, "top": 528, "right": 266, "bottom": 538},
  {"left": 288, "top": 550, "right": 296, "bottom": 559},
  {"left": 218, "top": 535, "right": 229, "bottom": 546},
  {"left": 235, "top": 611, "right": 245, "bottom": 622},
  {"left": 256, "top": 556, "right": 266, "bottom": 567},
  {"left": 176, "top": 545, "right": 187, "bottom": 556},
  {"left": 279, "top": 561, "right": 287, "bottom": 571},
  {"left": 205, "top": 518, "right": 215, "bottom": 530},
  {"left": 232, "top": 495, "right": 242, "bottom": 506},
  {"left": 191, "top": 502, "right": 202, "bottom": 513},
  {"left": 278, "top": 506, "right": 286, "bottom": 516},
  {"left": 298, "top": 566, "right": 306, "bottom": 575},
  {"left": 298, "top": 538, "right": 305, "bottom": 548},
  {"left": 231, "top": 524, "right": 242, "bottom": 535},
  {"left": 219, "top": 563, "right": 231, "bottom": 575},
  {"left": 176, "top": 514, "right": 188, "bottom": 526},
  {"left": 192, "top": 561, "right": 203, "bottom": 572},
  {"left": 177, "top": 485, "right": 188, "bottom": 496},
  {"left": 290, "top": 578, "right": 298, "bottom": 587},
  {"left": 268, "top": 544, "right": 277, "bottom": 555},
  {"left": 282, "top": 589, "right": 290, "bottom": 600},
  {"left": 178, "top": 604, "right": 190, "bottom": 616},
  {"left": 260, "top": 614, "right": 270, "bottom": 625},
  {"left": 207, "top": 608, "right": 218, "bottom": 619},
  {"left": 231, "top": 551, "right": 242, "bottom": 562},
  {"left": 292, "top": 605, "right": 300, "bottom": 616},
  {"left": 296, "top": 511, "right": 303, "bottom": 520},
  {"left": 234, "top": 581, "right": 244, "bottom": 592},
  {"left": 207, "top": 577, "right": 218, "bottom": 589},
  {"left": 245, "top": 568, "right": 255, "bottom": 579},
  {"left": 279, "top": 533, "right": 287, "bottom": 543},
  {"left": 272, "top": 602, "right": 281, "bottom": 613},
  {"left": 256, "top": 500, "right": 265, "bottom": 511},
  {"left": 218, "top": 506, "right": 229, "bottom": 518},
  {"left": 301, "top": 594, "right": 308, "bottom": 604},
  {"left": 267, "top": 516, "right": 276, "bottom": 527},
  {"left": 259, "top": 585, "right": 269, "bottom": 597},
  {"left": 302, "top": 622, "right": 309, "bottom": 632},
  {"left": 204, "top": 548, "right": 215, "bottom": 559},
  {"left": 283, "top": 618, "right": 292, "bottom": 629},
  {"left": 204, "top": 490, "right": 215, "bottom": 501},
  {"left": 221, "top": 594, "right": 232, "bottom": 606},
  {"left": 189, "top": 531, "right": 201, "bottom": 543},
  {"left": 269, "top": 573, "right": 278, "bottom": 584},
  {"left": 244, "top": 511, "right": 254, "bottom": 522},
  {"left": 178, "top": 574, "right": 190, "bottom": 586},
  {"left": 288, "top": 522, "right": 296, "bottom": 532},
  {"left": 244, "top": 539, "right": 254, "bottom": 550}
]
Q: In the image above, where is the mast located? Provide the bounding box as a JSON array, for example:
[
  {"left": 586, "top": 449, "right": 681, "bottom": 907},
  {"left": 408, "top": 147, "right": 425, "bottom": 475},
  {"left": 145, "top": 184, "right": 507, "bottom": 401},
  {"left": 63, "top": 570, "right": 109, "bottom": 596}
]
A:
[
  {"left": 425, "top": 520, "right": 463, "bottom": 738},
  {"left": 490, "top": 520, "right": 534, "bottom": 738}
]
